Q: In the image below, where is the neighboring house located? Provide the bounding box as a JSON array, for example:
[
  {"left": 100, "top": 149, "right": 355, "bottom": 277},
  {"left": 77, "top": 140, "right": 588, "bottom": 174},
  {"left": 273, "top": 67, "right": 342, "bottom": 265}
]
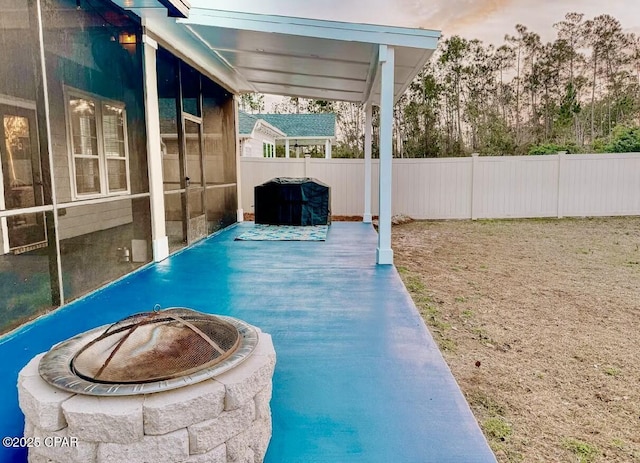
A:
[
  {"left": 239, "top": 112, "right": 336, "bottom": 158},
  {"left": 238, "top": 112, "right": 286, "bottom": 158}
]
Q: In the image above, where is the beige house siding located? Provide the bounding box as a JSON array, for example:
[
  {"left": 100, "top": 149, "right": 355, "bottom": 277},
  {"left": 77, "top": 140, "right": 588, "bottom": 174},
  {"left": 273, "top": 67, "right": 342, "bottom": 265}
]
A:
[{"left": 57, "top": 199, "right": 133, "bottom": 240}]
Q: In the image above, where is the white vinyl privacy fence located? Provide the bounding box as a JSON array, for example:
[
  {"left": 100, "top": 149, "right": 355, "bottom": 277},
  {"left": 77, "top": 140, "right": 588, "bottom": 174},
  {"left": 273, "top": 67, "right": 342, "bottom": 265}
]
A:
[{"left": 240, "top": 153, "right": 640, "bottom": 220}]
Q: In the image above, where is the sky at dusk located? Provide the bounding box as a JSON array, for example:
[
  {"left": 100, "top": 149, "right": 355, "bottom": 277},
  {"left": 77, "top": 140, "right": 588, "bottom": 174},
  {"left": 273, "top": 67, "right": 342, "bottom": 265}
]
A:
[
  {"left": 205, "top": 0, "right": 640, "bottom": 109},
  {"left": 210, "top": 0, "right": 640, "bottom": 46}
]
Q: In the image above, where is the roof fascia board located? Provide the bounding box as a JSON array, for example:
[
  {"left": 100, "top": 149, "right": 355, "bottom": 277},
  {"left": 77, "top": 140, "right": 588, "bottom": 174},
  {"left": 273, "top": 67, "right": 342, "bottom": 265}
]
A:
[
  {"left": 180, "top": 9, "right": 440, "bottom": 49},
  {"left": 277, "top": 136, "right": 336, "bottom": 140},
  {"left": 109, "top": 0, "right": 190, "bottom": 19},
  {"left": 158, "top": 0, "right": 190, "bottom": 18},
  {"left": 255, "top": 120, "right": 287, "bottom": 138},
  {"left": 140, "top": 19, "right": 245, "bottom": 94},
  {"left": 182, "top": 24, "right": 257, "bottom": 92}
]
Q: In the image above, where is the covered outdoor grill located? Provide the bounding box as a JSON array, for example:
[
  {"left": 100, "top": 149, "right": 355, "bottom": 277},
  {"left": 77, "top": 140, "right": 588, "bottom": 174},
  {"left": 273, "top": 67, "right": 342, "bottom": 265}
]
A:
[
  {"left": 19, "top": 308, "right": 276, "bottom": 463},
  {"left": 254, "top": 177, "right": 330, "bottom": 225}
]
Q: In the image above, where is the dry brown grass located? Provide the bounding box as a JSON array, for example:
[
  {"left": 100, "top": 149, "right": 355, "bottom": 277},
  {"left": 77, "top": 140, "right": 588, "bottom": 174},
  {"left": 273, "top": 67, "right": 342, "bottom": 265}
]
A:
[{"left": 393, "top": 217, "right": 640, "bottom": 463}]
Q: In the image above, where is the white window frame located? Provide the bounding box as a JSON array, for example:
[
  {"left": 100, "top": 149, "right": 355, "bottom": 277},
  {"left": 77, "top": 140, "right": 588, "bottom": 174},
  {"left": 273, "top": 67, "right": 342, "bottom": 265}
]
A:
[
  {"left": 262, "top": 141, "right": 275, "bottom": 158},
  {"left": 64, "top": 87, "right": 131, "bottom": 200}
]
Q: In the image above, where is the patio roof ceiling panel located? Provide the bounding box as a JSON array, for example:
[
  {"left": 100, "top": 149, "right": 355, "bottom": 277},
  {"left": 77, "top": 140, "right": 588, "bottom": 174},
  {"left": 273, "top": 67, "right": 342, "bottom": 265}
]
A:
[
  {"left": 183, "top": 26, "right": 376, "bottom": 64},
  {"left": 249, "top": 83, "right": 363, "bottom": 103},
  {"left": 239, "top": 69, "right": 366, "bottom": 94},
  {"left": 178, "top": 8, "right": 440, "bottom": 104},
  {"left": 114, "top": 4, "right": 440, "bottom": 103},
  {"left": 220, "top": 53, "right": 372, "bottom": 81},
  {"left": 182, "top": 23, "right": 377, "bottom": 102}
]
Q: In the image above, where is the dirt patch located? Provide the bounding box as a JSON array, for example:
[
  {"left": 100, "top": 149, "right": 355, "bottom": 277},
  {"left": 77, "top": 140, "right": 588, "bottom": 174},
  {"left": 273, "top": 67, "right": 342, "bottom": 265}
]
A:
[{"left": 393, "top": 217, "right": 640, "bottom": 463}]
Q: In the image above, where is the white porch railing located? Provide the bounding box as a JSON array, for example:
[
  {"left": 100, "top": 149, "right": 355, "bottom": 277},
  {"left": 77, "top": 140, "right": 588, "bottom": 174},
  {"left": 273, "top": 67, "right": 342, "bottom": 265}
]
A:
[{"left": 240, "top": 153, "right": 640, "bottom": 220}]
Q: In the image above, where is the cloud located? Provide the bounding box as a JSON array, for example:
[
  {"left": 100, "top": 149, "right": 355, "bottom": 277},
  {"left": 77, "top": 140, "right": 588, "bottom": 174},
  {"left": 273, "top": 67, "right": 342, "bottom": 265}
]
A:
[
  {"left": 406, "top": 0, "right": 640, "bottom": 45},
  {"left": 205, "top": 0, "right": 640, "bottom": 46},
  {"left": 402, "top": 0, "right": 515, "bottom": 30}
]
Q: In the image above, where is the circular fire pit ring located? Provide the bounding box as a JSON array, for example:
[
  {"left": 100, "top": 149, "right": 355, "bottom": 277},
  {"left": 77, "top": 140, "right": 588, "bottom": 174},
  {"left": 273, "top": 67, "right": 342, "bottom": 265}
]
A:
[{"left": 39, "top": 308, "right": 259, "bottom": 396}]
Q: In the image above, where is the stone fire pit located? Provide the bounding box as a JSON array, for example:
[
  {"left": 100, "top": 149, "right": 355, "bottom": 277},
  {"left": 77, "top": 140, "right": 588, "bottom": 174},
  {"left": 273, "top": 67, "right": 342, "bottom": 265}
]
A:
[{"left": 17, "top": 309, "right": 276, "bottom": 463}]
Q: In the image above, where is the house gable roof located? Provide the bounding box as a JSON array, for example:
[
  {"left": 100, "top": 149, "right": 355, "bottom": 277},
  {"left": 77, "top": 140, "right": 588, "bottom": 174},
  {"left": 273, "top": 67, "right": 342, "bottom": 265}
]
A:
[
  {"left": 239, "top": 112, "right": 336, "bottom": 139},
  {"left": 258, "top": 113, "right": 336, "bottom": 138},
  {"left": 238, "top": 112, "right": 286, "bottom": 138},
  {"left": 238, "top": 112, "right": 259, "bottom": 135}
]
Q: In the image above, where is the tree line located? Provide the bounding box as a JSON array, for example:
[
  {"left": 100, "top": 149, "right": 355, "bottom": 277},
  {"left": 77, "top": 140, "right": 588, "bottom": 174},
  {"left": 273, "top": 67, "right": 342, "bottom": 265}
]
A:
[{"left": 241, "top": 12, "right": 640, "bottom": 158}]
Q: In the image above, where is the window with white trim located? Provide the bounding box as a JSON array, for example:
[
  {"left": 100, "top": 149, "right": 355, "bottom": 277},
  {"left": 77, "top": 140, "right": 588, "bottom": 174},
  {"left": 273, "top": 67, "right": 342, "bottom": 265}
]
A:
[
  {"left": 67, "top": 90, "right": 130, "bottom": 197},
  {"left": 262, "top": 142, "right": 275, "bottom": 158}
]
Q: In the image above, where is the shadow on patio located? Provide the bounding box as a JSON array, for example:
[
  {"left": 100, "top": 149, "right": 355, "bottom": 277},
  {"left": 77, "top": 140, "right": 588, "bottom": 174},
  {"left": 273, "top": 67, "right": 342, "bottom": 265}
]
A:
[{"left": 0, "top": 222, "right": 496, "bottom": 462}]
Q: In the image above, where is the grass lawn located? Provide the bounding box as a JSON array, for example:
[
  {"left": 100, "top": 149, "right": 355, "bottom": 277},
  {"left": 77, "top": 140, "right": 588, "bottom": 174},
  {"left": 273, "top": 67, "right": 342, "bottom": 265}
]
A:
[{"left": 393, "top": 217, "right": 640, "bottom": 463}]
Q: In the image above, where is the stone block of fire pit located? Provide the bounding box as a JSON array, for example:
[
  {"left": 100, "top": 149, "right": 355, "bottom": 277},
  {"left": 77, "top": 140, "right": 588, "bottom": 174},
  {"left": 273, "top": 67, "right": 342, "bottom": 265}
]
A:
[{"left": 18, "top": 325, "right": 275, "bottom": 463}]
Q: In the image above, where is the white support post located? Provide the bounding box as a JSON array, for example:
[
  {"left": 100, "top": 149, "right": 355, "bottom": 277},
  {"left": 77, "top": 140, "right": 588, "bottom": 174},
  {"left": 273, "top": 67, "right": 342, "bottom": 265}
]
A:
[
  {"left": 325, "top": 139, "right": 331, "bottom": 159},
  {"left": 363, "top": 101, "right": 373, "bottom": 223},
  {"left": 470, "top": 153, "right": 480, "bottom": 220},
  {"left": 142, "top": 35, "right": 169, "bottom": 261},
  {"left": 557, "top": 151, "right": 565, "bottom": 218},
  {"left": 0, "top": 160, "right": 9, "bottom": 253},
  {"left": 35, "top": 0, "right": 64, "bottom": 301},
  {"left": 285, "top": 139, "right": 290, "bottom": 158},
  {"left": 377, "top": 44, "right": 394, "bottom": 265},
  {"left": 234, "top": 95, "right": 244, "bottom": 221},
  {"left": 304, "top": 154, "right": 311, "bottom": 177}
]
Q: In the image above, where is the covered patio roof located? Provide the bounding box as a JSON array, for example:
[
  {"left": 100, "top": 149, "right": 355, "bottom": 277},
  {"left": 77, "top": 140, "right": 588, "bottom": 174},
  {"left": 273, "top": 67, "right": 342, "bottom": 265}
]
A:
[
  {"left": 111, "top": 2, "right": 440, "bottom": 104},
  {"left": 112, "top": 0, "right": 441, "bottom": 264}
]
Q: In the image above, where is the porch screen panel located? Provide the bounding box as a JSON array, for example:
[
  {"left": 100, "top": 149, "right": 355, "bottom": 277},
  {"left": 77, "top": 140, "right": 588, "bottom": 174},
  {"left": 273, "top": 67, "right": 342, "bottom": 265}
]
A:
[
  {"left": 157, "top": 48, "right": 187, "bottom": 251},
  {"left": 0, "top": 211, "right": 55, "bottom": 334},
  {"left": 202, "top": 77, "right": 237, "bottom": 232},
  {"left": 185, "top": 119, "right": 204, "bottom": 219},
  {"left": 181, "top": 62, "right": 201, "bottom": 118},
  {"left": 59, "top": 198, "right": 152, "bottom": 302},
  {"left": 40, "top": 0, "right": 151, "bottom": 308},
  {"left": 203, "top": 77, "right": 237, "bottom": 185},
  {"left": 206, "top": 186, "right": 237, "bottom": 234},
  {"left": 0, "top": 0, "right": 56, "bottom": 335}
]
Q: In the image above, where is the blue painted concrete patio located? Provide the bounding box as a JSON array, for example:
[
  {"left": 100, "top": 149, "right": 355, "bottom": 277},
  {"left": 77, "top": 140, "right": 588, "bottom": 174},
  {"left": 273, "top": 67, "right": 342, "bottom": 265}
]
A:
[{"left": 0, "top": 222, "right": 496, "bottom": 462}]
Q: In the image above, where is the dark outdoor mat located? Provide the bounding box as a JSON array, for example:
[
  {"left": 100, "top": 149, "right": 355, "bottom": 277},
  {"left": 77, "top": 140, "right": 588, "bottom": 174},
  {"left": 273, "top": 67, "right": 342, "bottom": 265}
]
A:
[{"left": 235, "top": 224, "right": 328, "bottom": 241}]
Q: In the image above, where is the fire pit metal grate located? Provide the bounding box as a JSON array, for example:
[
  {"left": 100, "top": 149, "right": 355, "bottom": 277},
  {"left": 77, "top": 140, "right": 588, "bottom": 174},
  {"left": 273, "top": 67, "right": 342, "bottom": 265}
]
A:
[{"left": 38, "top": 307, "right": 259, "bottom": 396}]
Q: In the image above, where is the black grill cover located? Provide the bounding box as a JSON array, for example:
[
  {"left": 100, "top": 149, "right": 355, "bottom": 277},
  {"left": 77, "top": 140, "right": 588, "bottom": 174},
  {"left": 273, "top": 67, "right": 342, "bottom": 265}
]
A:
[{"left": 254, "top": 177, "right": 331, "bottom": 225}]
